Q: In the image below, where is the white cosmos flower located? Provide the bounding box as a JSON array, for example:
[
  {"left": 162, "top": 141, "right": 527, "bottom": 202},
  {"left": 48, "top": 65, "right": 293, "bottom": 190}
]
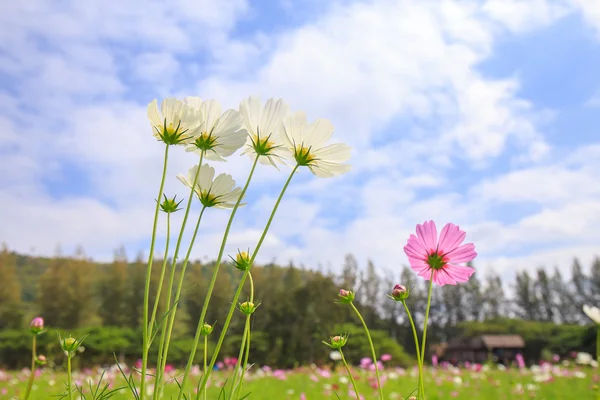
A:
[
  {"left": 282, "top": 111, "right": 351, "bottom": 177},
  {"left": 583, "top": 305, "right": 600, "bottom": 324},
  {"left": 147, "top": 98, "right": 200, "bottom": 145},
  {"left": 177, "top": 164, "right": 243, "bottom": 209},
  {"left": 185, "top": 98, "right": 247, "bottom": 161},
  {"left": 239, "top": 96, "right": 290, "bottom": 168}
]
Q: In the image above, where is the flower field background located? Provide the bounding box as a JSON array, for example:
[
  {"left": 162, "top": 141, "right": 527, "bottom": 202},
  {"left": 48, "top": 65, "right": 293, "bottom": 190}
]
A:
[{"left": 0, "top": 361, "right": 594, "bottom": 399}]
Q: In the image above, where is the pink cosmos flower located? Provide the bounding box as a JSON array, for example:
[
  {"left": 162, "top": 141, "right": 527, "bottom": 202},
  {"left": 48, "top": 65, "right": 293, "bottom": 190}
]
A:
[
  {"left": 403, "top": 221, "right": 477, "bottom": 286},
  {"left": 381, "top": 354, "right": 392, "bottom": 362}
]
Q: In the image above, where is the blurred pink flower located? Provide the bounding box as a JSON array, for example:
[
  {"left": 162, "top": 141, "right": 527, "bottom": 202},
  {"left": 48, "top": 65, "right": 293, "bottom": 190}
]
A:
[
  {"left": 431, "top": 354, "right": 438, "bottom": 367},
  {"left": 300, "top": 394, "right": 306, "bottom": 400},
  {"left": 381, "top": 354, "right": 392, "bottom": 362},
  {"left": 403, "top": 221, "right": 477, "bottom": 286},
  {"left": 516, "top": 353, "right": 525, "bottom": 369},
  {"left": 273, "top": 369, "right": 287, "bottom": 380},
  {"left": 360, "top": 357, "right": 372, "bottom": 368},
  {"left": 553, "top": 354, "right": 560, "bottom": 363},
  {"left": 318, "top": 369, "right": 331, "bottom": 378}
]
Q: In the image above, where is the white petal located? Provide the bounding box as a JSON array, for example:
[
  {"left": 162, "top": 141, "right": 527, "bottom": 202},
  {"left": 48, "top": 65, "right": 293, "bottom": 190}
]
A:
[
  {"left": 312, "top": 143, "right": 351, "bottom": 163},
  {"left": 197, "top": 164, "right": 215, "bottom": 190},
  {"left": 305, "top": 118, "right": 334, "bottom": 149}
]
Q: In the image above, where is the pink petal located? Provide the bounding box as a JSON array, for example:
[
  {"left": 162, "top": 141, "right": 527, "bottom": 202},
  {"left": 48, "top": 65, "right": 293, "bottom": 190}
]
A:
[
  {"left": 437, "top": 223, "right": 466, "bottom": 255},
  {"left": 416, "top": 221, "right": 438, "bottom": 252},
  {"left": 445, "top": 243, "right": 477, "bottom": 263},
  {"left": 405, "top": 234, "right": 428, "bottom": 256},
  {"left": 434, "top": 269, "right": 457, "bottom": 286},
  {"left": 444, "top": 264, "right": 475, "bottom": 284},
  {"left": 404, "top": 240, "right": 427, "bottom": 260}
]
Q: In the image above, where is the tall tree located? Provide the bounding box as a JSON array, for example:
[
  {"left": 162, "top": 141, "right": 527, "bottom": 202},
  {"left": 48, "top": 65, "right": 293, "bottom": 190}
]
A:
[
  {"left": 535, "top": 268, "right": 554, "bottom": 322},
  {"left": 483, "top": 272, "right": 504, "bottom": 319},
  {"left": 125, "top": 251, "right": 146, "bottom": 328},
  {"left": 0, "top": 245, "right": 23, "bottom": 329},
  {"left": 514, "top": 271, "right": 539, "bottom": 320},
  {"left": 98, "top": 247, "right": 128, "bottom": 327},
  {"left": 360, "top": 260, "right": 381, "bottom": 327}
]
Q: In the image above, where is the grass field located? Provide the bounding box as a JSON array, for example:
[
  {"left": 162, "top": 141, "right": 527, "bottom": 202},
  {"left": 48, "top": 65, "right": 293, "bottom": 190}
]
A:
[{"left": 0, "top": 362, "right": 595, "bottom": 399}]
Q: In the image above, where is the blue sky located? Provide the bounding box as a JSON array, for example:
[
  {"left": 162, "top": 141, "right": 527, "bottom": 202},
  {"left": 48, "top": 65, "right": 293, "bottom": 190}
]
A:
[{"left": 1, "top": 0, "right": 600, "bottom": 282}]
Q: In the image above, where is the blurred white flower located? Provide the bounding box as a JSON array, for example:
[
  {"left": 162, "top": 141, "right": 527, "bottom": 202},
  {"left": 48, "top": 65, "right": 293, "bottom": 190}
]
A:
[
  {"left": 282, "top": 111, "right": 351, "bottom": 177},
  {"left": 583, "top": 305, "right": 600, "bottom": 324},
  {"left": 576, "top": 352, "right": 593, "bottom": 365},
  {"left": 329, "top": 351, "right": 342, "bottom": 361},
  {"left": 177, "top": 164, "right": 243, "bottom": 209},
  {"left": 574, "top": 371, "right": 587, "bottom": 379},
  {"left": 185, "top": 98, "right": 247, "bottom": 161},
  {"left": 239, "top": 96, "right": 290, "bottom": 168}
]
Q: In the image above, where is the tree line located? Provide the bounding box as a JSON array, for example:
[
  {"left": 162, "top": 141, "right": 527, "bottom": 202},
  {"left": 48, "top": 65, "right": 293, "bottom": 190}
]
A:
[{"left": 0, "top": 245, "right": 598, "bottom": 368}]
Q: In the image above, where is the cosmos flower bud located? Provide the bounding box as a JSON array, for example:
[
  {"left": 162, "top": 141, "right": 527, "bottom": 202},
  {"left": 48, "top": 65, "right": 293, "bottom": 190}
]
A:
[
  {"left": 159, "top": 194, "right": 183, "bottom": 213},
  {"left": 59, "top": 334, "right": 87, "bottom": 356},
  {"left": 389, "top": 284, "right": 409, "bottom": 301},
  {"left": 233, "top": 251, "right": 252, "bottom": 271},
  {"left": 30, "top": 317, "right": 44, "bottom": 335},
  {"left": 36, "top": 355, "right": 47, "bottom": 365},
  {"left": 322, "top": 334, "right": 348, "bottom": 349},
  {"left": 338, "top": 289, "right": 355, "bottom": 304},
  {"left": 200, "top": 323, "right": 214, "bottom": 336},
  {"left": 239, "top": 301, "right": 259, "bottom": 316}
]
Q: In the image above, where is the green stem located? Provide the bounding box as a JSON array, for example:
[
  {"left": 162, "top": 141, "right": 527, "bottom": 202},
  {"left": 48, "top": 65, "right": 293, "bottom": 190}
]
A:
[
  {"left": 67, "top": 355, "right": 73, "bottom": 400},
  {"left": 403, "top": 300, "right": 423, "bottom": 399},
  {"left": 195, "top": 164, "right": 300, "bottom": 399},
  {"left": 229, "top": 317, "right": 249, "bottom": 399},
  {"left": 234, "top": 273, "right": 255, "bottom": 399},
  {"left": 176, "top": 155, "right": 260, "bottom": 400},
  {"left": 150, "top": 213, "right": 171, "bottom": 400},
  {"left": 23, "top": 335, "right": 37, "bottom": 400},
  {"left": 339, "top": 348, "right": 360, "bottom": 400},
  {"left": 420, "top": 270, "right": 435, "bottom": 400},
  {"left": 155, "top": 152, "right": 204, "bottom": 395},
  {"left": 149, "top": 213, "right": 171, "bottom": 341},
  {"left": 350, "top": 302, "right": 383, "bottom": 400},
  {"left": 141, "top": 144, "right": 169, "bottom": 400},
  {"left": 595, "top": 325, "right": 600, "bottom": 400},
  {"left": 203, "top": 335, "right": 208, "bottom": 400}
]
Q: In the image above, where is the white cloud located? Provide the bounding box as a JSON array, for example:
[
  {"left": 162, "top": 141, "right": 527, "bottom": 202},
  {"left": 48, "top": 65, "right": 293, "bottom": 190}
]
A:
[{"left": 0, "top": 0, "right": 598, "bottom": 288}]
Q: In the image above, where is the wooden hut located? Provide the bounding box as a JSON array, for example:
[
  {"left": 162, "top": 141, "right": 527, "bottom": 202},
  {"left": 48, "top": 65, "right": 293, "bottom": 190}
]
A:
[{"left": 441, "top": 334, "right": 525, "bottom": 364}]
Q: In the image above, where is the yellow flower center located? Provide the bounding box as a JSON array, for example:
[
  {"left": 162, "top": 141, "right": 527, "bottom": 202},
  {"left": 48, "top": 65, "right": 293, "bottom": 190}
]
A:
[
  {"left": 252, "top": 135, "right": 276, "bottom": 155},
  {"left": 295, "top": 145, "right": 315, "bottom": 165},
  {"left": 194, "top": 132, "right": 218, "bottom": 151}
]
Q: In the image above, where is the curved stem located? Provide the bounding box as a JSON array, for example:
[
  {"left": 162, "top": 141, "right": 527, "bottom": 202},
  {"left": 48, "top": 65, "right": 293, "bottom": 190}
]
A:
[
  {"left": 350, "top": 302, "right": 383, "bottom": 400},
  {"left": 141, "top": 144, "right": 169, "bottom": 400},
  {"left": 23, "top": 335, "right": 37, "bottom": 400},
  {"left": 67, "top": 355, "right": 73, "bottom": 400},
  {"left": 402, "top": 300, "right": 423, "bottom": 399},
  {"left": 196, "top": 164, "right": 300, "bottom": 399},
  {"left": 234, "top": 272, "right": 255, "bottom": 399},
  {"left": 420, "top": 270, "right": 435, "bottom": 400},
  {"left": 176, "top": 155, "right": 260, "bottom": 400},
  {"left": 339, "top": 348, "right": 360, "bottom": 400},
  {"left": 155, "top": 152, "right": 204, "bottom": 394}
]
